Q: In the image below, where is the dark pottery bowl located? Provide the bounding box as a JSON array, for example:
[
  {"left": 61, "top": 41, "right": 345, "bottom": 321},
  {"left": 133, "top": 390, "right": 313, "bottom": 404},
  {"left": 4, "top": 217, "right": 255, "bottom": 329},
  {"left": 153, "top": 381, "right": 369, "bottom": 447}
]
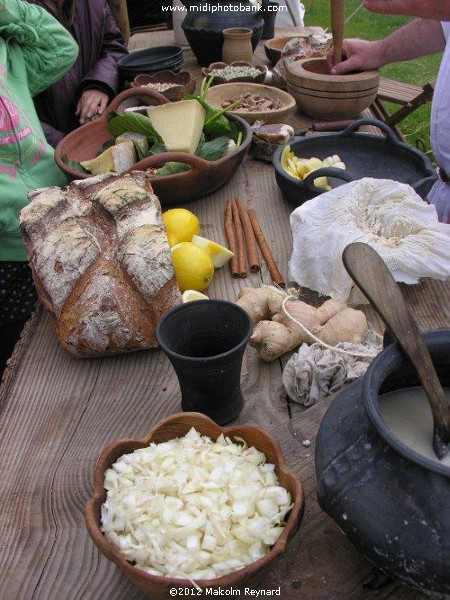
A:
[
  {"left": 86, "top": 412, "right": 305, "bottom": 597},
  {"left": 272, "top": 119, "right": 438, "bottom": 207},
  {"left": 55, "top": 88, "right": 253, "bottom": 206},
  {"left": 133, "top": 71, "right": 196, "bottom": 101},
  {"left": 316, "top": 329, "right": 450, "bottom": 596},
  {"left": 264, "top": 35, "right": 300, "bottom": 64}
]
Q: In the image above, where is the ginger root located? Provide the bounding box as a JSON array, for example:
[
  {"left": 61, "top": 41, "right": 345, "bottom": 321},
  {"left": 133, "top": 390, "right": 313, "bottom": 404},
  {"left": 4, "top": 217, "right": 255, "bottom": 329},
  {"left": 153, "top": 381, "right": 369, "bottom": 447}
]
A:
[{"left": 237, "top": 287, "right": 368, "bottom": 362}]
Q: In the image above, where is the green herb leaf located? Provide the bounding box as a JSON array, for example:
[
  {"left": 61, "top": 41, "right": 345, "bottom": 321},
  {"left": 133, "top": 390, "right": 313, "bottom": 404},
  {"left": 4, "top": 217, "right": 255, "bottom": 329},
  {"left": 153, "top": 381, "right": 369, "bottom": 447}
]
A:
[
  {"left": 196, "top": 136, "right": 229, "bottom": 161},
  {"left": 97, "top": 139, "right": 115, "bottom": 156},
  {"left": 149, "top": 143, "right": 168, "bottom": 155},
  {"left": 60, "top": 152, "right": 90, "bottom": 173},
  {"left": 107, "top": 111, "right": 163, "bottom": 144},
  {"left": 156, "top": 162, "right": 191, "bottom": 176}
]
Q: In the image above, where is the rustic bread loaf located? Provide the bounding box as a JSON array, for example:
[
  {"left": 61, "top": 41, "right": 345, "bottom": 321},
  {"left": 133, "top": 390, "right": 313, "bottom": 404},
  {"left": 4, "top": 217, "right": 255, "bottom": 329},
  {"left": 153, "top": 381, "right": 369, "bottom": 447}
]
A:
[{"left": 20, "top": 171, "right": 182, "bottom": 357}]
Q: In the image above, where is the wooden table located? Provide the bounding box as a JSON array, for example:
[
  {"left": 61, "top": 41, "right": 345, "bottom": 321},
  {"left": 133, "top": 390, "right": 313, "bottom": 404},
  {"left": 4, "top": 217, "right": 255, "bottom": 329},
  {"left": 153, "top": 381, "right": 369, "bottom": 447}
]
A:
[{"left": 1, "top": 29, "right": 449, "bottom": 600}]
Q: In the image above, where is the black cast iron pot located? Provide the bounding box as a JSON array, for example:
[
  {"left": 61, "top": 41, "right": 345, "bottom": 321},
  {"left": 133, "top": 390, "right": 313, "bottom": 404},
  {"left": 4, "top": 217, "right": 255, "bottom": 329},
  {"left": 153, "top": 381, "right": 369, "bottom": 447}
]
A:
[
  {"left": 315, "top": 329, "right": 450, "bottom": 596},
  {"left": 273, "top": 119, "right": 438, "bottom": 207}
]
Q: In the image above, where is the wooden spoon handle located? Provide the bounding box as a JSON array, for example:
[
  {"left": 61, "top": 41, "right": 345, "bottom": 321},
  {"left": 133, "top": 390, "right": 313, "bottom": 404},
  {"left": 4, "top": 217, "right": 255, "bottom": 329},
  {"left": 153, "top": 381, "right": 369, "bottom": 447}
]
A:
[
  {"left": 342, "top": 242, "right": 450, "bottom": 458},
  {"left": 331, "top": 0, "right": 345, "bottom": 65}
]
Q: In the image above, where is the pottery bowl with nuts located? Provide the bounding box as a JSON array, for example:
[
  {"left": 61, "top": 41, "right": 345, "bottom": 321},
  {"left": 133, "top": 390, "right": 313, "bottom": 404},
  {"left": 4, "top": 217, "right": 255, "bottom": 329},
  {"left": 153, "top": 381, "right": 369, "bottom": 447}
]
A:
[{"left": 205, "top": 82, "right": 296, "bottom": 125}]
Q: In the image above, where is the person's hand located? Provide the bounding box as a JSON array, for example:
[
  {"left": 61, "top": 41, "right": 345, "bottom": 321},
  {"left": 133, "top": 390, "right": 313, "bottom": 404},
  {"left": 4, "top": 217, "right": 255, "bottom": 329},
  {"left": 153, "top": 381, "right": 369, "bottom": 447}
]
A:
[
  {"left": 363, "top": 0, "right": 450, "bottom": 20},
  {"left": 327, "top": 38, "right": 384, "bottom": 74},
  {"left": 76, "top": 90, "right": 109, "bottom": 124}
]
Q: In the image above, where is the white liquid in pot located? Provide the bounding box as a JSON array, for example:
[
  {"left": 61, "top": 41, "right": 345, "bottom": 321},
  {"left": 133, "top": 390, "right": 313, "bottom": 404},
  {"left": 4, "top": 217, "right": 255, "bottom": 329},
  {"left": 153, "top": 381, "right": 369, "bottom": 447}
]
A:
[{"left": 378, "top": 387, "right": 450, "bottom": 467}]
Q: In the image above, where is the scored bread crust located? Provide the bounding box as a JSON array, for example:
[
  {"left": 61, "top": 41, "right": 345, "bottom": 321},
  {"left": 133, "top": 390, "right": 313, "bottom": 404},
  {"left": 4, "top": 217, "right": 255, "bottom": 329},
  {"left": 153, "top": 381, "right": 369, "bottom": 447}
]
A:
[{"left": 20, "top": 171, "right": 182, "bottom": 357}]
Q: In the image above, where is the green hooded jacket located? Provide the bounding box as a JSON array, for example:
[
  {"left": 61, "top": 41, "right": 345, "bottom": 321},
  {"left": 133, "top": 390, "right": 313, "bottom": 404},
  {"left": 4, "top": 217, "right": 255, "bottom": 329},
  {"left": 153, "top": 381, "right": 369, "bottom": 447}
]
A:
[{"left": 0, "top": 0, "right": 78, "bottom": 260}]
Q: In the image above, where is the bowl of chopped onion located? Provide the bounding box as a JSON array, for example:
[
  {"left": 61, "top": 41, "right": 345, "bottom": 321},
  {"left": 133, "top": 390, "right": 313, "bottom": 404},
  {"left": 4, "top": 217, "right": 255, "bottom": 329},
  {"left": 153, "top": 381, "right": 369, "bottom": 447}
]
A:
[{"left": 85, "top": 412, "right": 304, "bottom": 597}]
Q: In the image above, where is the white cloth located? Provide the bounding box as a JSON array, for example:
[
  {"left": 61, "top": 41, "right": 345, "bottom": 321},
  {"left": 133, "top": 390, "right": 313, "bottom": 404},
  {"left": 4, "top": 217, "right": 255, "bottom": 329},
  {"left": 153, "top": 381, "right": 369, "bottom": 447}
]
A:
[
  {"left": 276, "top": 0, "right": 305, "bottom": 27},
  {"left": 288, "top": 178, "right": 450, "bottom": 305},
  {"left": 429, "top": 22, "right": 450, "bottom": 223}
]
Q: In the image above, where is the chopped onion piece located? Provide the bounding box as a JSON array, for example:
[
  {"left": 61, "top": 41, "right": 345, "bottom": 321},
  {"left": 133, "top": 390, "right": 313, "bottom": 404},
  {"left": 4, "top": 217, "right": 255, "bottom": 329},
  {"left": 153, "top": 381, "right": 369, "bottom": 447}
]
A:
[{"left": 101, "top": 427, "right": 292, "bottom": 579}]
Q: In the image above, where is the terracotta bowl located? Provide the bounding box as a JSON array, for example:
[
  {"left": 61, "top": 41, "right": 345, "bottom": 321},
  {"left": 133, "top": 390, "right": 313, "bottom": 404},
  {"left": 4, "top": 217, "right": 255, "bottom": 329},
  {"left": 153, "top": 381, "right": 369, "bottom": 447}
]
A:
[
  {"left": 287, "top": 58, "right": 379, "bottom": 120},
  {"left": 55, "top": 88, "right": 253, "bottom": 206},
  {"left": 264, "top": 35, "right": 300, "bottom": 64},
  {"left": 205, "top": 82, "right": 296, "bottom": 125},
  {"left": 202, "top": 61, "right": 268, "bottom": 85},
  {"left": 132, "top": 70, "right": 196, "bottom": 102},
  {"left": 85, "top": 412, "right": 304, "bottom": 597}
]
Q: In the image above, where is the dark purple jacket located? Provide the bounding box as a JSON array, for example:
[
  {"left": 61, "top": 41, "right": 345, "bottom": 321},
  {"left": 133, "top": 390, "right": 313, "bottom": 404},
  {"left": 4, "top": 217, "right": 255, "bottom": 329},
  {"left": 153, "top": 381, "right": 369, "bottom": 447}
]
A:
[{"left": 32, "top": 0, "right": 128, "bottom": 147}]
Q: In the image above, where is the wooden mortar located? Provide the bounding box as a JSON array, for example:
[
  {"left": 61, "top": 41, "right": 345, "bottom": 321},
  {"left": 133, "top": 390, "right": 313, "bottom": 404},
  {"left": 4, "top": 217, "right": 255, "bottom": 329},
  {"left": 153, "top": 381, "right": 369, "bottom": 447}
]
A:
[{"left": 287, "top": 57, "right": 379, "bottom": 120}]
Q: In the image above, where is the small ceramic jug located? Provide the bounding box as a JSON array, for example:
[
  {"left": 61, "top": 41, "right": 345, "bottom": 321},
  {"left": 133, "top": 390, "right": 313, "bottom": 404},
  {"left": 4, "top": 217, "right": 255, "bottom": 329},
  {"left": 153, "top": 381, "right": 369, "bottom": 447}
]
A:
[{"left": 222, "top": 27, "right": 253, "bottom": 63}]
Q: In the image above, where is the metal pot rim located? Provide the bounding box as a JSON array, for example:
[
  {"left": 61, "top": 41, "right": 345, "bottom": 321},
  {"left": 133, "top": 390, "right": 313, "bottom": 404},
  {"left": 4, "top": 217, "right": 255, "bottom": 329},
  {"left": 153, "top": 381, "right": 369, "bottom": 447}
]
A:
[{"left": 363, "top": 328, "right": 450, "bottom": 477}]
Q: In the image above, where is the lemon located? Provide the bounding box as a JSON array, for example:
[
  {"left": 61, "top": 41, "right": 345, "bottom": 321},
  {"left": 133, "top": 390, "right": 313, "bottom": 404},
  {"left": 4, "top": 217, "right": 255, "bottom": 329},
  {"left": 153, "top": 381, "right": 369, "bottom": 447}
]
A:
[
  {"left": 171, "top": 242, "right": 214, "bottom": 293},
  {"left": 162, "top": 208, "right": 200, "bottom": 247},
  {"left": 182, "top": 290, "right": 210, "bottom": 302},
  {"left": 191, "top": 234, "right": 234, "bottom": 268}
]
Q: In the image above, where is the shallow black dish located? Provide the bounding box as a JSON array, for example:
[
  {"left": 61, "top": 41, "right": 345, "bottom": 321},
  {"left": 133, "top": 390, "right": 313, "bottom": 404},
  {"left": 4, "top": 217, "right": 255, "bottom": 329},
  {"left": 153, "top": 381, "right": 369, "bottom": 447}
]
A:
[
  {"left": 118, "top": 46, "right": 184, "bottom": 81},
  {"left": 273, "top": 119, "right": 438, "bottom": 207}
]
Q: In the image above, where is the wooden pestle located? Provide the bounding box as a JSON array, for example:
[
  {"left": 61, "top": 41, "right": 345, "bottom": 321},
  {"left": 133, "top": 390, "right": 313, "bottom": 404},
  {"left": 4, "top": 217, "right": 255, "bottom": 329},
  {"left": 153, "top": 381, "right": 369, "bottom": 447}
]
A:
[{"left": 331, "top": 0, "right": 345, "bottom": 65}]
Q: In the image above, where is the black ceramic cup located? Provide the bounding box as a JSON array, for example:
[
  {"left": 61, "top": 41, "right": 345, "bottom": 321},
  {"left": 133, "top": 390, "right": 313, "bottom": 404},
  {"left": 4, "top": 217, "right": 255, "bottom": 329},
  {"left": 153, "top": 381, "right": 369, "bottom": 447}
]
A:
[{"left": 156, "top": 300, "right": 253, "bottom": 425}]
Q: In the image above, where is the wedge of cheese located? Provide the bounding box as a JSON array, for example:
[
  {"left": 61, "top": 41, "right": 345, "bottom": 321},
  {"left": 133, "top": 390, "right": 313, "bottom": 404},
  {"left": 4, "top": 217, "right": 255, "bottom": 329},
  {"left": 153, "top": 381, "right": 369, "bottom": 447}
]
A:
[
  {"left": 80, "top": 141, "right": 136, "bottom": 176},
  {"left": 147, "top": 100, "right": 206, "bottom": 154}
]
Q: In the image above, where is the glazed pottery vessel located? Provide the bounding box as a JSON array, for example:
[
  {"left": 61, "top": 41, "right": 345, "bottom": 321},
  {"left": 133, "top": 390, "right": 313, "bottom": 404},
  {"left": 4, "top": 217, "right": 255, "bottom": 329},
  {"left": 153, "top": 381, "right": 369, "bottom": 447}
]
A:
[
  {"left": 315, "top": 329, "right": 450, "bottom": 596},
  {"left": 180, "top": 0, "right": 264, "bottom": 66},
  {"left": 156, "top": 300, "right": 253, "bottom": 425}
]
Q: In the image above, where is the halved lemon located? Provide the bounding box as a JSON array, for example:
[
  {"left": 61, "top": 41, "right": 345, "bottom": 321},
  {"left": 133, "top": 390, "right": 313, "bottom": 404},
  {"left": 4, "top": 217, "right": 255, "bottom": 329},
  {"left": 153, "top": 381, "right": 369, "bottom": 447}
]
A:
[
  {"left": 191, "top": 234, "right": 234, "bottom": 268},
  {"left": 182, "top": 290, "right": 210, "bottom": 302}
]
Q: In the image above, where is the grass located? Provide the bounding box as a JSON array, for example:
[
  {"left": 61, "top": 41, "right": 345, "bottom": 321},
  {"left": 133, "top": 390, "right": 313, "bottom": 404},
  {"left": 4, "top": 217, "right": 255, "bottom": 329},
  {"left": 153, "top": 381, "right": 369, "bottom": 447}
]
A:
[{"left": 303, "top": 0, "right": 441, "bottom": 161}]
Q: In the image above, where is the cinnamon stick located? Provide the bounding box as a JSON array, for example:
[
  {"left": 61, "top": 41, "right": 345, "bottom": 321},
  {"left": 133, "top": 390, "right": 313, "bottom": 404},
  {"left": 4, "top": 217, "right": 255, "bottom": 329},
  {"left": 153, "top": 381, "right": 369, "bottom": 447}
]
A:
[
  {"left": 235, "top": 198, "right": 261, "bottom": 273},
  {"left": 225, "top": 200, "right": 239, "bottom": 277},
  {"left": 231, "top": 200, "right": 248, "bottom": 278},
  {"left": 247, "top": 207, "right": 285, "bottom": 287}
]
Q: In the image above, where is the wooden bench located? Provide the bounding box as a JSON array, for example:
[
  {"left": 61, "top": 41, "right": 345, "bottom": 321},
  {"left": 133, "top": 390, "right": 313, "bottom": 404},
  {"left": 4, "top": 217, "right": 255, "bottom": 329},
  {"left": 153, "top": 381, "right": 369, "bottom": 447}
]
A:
[{"left": 371, "top": 77, "right": 435, "bottom": 141}]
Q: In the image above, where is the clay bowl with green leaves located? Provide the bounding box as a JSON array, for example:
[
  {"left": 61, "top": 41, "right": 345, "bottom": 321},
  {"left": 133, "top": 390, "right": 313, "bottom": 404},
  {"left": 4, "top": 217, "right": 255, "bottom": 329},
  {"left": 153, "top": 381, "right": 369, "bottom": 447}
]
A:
[{"left": 55, "top": 87, "right": 252, "bottom": 206}]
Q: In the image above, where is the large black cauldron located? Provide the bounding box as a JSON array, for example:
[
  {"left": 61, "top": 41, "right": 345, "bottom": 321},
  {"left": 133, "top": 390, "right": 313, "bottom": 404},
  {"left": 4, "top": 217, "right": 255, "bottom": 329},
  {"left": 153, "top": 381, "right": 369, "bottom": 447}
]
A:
[{"left": 315, "top": 329, "right": 450, "bottom": 596}]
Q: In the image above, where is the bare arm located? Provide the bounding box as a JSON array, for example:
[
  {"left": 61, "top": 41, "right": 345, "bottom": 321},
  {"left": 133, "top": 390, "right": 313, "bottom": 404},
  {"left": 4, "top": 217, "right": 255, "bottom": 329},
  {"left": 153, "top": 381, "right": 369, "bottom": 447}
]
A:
[
  {"left": 330, "top": 19, "right": 445, "bottom": 74},
  {"left": 364, "top": 0, "right": 450, "bottom": 21}
]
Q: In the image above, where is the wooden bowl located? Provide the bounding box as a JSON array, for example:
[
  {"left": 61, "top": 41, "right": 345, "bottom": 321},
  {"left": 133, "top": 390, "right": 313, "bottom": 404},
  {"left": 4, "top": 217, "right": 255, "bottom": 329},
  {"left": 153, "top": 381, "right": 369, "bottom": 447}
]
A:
[
  {"left": 132, "top": 70, "right": 196, "bottom": 102},
  {"left": 287, "top": 58, "right": 379, "bottom": 120},
  {"left": 85, "top": 412, "right": 304, "bottom": 597},
  {"left": 264, "top": 35, "right": 300, "bottom": 64},
  {"left": 205, "top": 82, "right": 296, "bottom": 125},
  {"left": 202, "top": 61, "right": 268, "bottom": 85},
  {"left": 55, "top": 88, "right": 253, "bottom": 206}
]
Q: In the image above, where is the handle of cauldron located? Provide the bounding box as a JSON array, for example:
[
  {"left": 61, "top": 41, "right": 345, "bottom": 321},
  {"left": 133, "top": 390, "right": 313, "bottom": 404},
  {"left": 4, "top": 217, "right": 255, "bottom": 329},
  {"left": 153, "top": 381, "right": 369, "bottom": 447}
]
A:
[
  {"left": 339, "top": 118, "right": 400, "bottom": 145},
  {"left": 411, "top": 174, "right": 440, "bottom": 199},
  {"left": 302, "top": 166, "right": 355, "bottom": 195}
]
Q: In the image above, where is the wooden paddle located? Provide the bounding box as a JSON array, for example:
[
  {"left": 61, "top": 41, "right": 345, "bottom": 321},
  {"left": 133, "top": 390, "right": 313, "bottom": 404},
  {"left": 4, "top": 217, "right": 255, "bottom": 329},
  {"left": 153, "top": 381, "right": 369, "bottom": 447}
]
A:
[
  {"left": 343, "top": 242, "right": 450, "bottom": 460},
  {"left": 331, "top": 0, "right": 345, "bottom": 65}
]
